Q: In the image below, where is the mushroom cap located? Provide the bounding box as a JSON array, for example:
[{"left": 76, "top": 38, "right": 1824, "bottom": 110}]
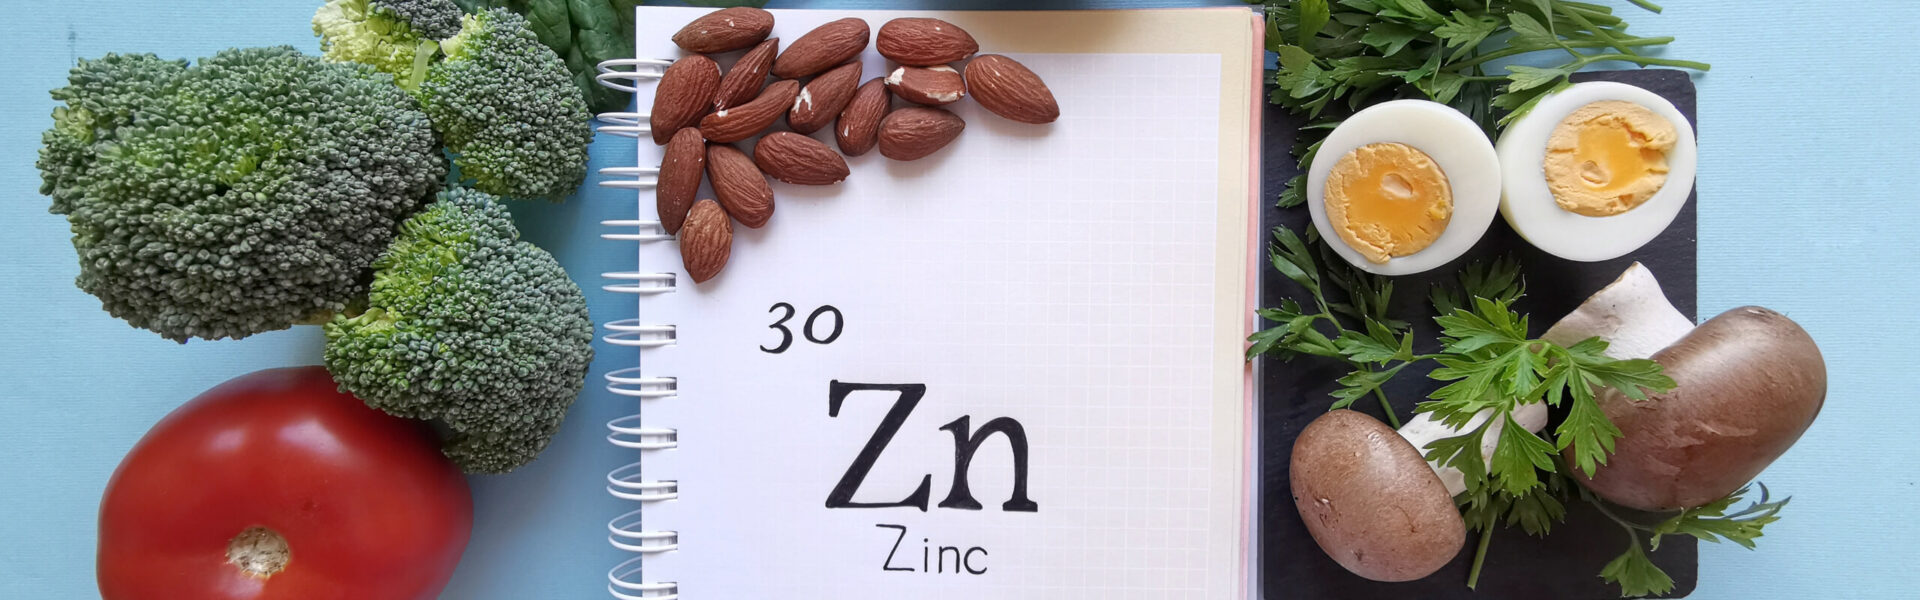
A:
[
  {"left": 1571, "top": 306, "right": 1826, "bottom": 510},
  {"left": 1291, "top": 410, "right": 1465, "bottom": 582}
]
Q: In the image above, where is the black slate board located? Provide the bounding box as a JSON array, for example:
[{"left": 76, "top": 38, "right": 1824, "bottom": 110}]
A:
[{"left": 1257, "top": 70, "right": 1701, "bottom": 599}]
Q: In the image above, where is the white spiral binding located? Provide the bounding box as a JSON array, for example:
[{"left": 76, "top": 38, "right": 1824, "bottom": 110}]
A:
[{"left": 596, "top": 56, "right": 680, "bottom": 600}]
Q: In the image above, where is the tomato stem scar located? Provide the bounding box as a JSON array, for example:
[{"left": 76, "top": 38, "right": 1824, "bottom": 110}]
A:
[{"left": 226, "top": 526, "right": 290, "bottom": 578}]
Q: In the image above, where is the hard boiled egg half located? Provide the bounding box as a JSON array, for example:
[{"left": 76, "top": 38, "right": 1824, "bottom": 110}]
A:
[
  {"left": 1497, "top": 82, "right": 1697, "bottom": 262},
  {"left": 1308, "top": 100, "right": 1502, "bottom": 275}
]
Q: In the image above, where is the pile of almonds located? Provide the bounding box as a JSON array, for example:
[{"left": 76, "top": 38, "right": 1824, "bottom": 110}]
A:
[{"left": 655, "top": 8, "right": 1060, "bottom": 283}]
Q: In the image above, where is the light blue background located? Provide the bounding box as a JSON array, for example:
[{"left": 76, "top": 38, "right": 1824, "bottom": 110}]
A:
[{"left": 1, "top": 1, "right": 1912, "bottom": 598}]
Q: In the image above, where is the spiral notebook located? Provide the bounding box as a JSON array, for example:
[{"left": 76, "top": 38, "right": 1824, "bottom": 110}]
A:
[{"left": 592, "top": 7, "right": 1263, "bottom": 599}]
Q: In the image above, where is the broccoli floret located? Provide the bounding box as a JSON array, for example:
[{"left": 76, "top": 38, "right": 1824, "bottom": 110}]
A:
[
  {"left": 369, "top": 0, "right": 463, "bottom": 39},
  {"left": 36, "top": 46, "right": 446, "bottom": 342},
  {"left": 313, "top": 0, "right": 463, "bottom": 90},
  {"left": 324, "top": 187, "right": 594, "bottom": 474},
  {"left": 418, "top": 9, "right": 592, "bottom": 201}
]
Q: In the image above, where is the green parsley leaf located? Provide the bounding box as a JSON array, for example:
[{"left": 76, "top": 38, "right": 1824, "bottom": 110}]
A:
[
  {"left": 1416, "top": 71, "right": 1469, "bottom": 105},
  {"left": 1430, "top": 255, "right": 1526, "bottom": 316},
  {"left": 1360, "top": 22, "right": 1423, "bottom": 57},
  {"left": 1650, "top": 484, "right": 1787, "bottom": 551},
  {"left": 1295, "top": 0, "right": 1331, "bottom": 48},
  {"left": 1254, "top": 0, "right": 1705, "bottom": 136},
  {"left": 1506, "top": 64, "right": 1576, "bottom": 92},
  {"left": 1600, "top": 539, "right": 1675, "bottom": 597},
  {"left": 1497, "top": 79, "right": 1573, "bottom": 126},
  {"left": 1274, "top": 44, "right": 1315, "bottom": 73},
  {"left": 1489, "top": 412, "right": 1558, "bottom": 496},
  {"left": 1422, "top": 420, "right": 1491, "bottom": 490},
  {"left": 1269, "top": 227, "right": 1322, "bottom": 297},
  {"left": 1506, "top": 11, "right": 1557, "bottom": 45},
  {"left": 1277, "top": 174, "right": 1306, "bottom": 208},
  {"left": 1331, "top": 363, "right": 1408, "bottom": 410},
  {"left": 1433, "top": 11, "right": 1502, "bottom": 61},
  {"left": 1504, "top": 473, "right": 1568, "bottom": 536}
]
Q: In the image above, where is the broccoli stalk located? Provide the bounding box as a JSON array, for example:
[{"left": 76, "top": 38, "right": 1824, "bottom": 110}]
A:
[
  {"left": 323, "top": 188, "right": 594, "bottom": 474},
  {"left": 36, "top": 47, "right": 446, "bottom": 342},
  {"left": 313, "top": 0, "right": 463, "bottom": 90},
  {"left": 314, "top": 0, "right": 592, "bottom": 202}
]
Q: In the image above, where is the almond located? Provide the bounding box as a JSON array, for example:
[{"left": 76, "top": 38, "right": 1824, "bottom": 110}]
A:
[
  {"left": 836, "top": 78, "right": 890, "bottom": 156},
  {"left": 706, "top": 144, "right": 775, "bottom": 228},
  {"left": 885, "top": 65, "right": 965, "bottom": 106},
  {"left": 878, "top": 107, "right": 965, "bottom": 161},
  {"left": 700, "top": 79, "right": 798, "bottom": 144},
  {"left": 772, "top": 18, "right": 869, "bottom": 79},
  {"left": 650, "top": 55, "right": 721, "bottom": 145},
  {"left": 875, "top": 18, "right": 978, "bottom": 66},
  {"left": 964, "top": 54, "right": 1060, "bottom": 124},
  {"left": 680, "top": 199, "right": 733, "bottom": 284},
  {"left": 715, "top": 38, "right": 779, "bottom": 110},
  {"left": 788, "top": 61, "right": 862, "bottom": 135},
  {"left": 753, "top": 132, "right": 850, "bottom": 185},
  {"left": 657, "top": 128, "right": 706, "bottom": 235},
  {"left": 672, "top": 7, "right": 774, "bottom": 54}
]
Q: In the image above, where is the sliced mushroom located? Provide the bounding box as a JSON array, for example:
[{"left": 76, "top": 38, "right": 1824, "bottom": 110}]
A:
[
  {"left": 1573, "top": 306, "right": 1826, "bottom": 510},
  {"left": 1401, "top": 263, "right": 1681, "bottom": 497},
  {"left": 1292, "top": 410, "right": 1465, "bottom": 582}
]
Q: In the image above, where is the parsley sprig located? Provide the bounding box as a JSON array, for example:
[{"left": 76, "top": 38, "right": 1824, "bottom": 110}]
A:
[
  {"left": 1255, "top": 0, "right": 1708, "bottom": 129},
  {"left": 1251, "top": 225, "right": 1673, "bottom": 493},
  {"left": 1254, "top": 0, "right": 1709, "bottom": 210},
  {"left": 1248, "top": 227, "right": 1418, "bottom": 426},
  {"left": 1589, "top": 484, "right": 1790, "bottom": 596},
  {"left": 1251, "top": 224, "right": 1790, "bottom": 595}
]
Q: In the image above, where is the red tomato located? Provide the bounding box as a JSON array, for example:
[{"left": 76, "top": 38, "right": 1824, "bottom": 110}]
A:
[{"left": 98, "top": 366, "right": 472, "bottom": 600}]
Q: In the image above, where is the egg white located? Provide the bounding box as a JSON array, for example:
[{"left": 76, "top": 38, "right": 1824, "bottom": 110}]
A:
[
  {"left": 1496, "top": 82, "right": 1697, "bottom": 262},
  {"left": 1307, "top": 100, "right": 1503, "bottom": 276}
]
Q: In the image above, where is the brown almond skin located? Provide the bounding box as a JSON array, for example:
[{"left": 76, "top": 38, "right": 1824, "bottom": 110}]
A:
[
  {"left": 651, "top": 55, "right": 721, "bottom": 145},
  {"left": 836, "top": 78, "right": 890, "bottom": 156},
  {"left": 1570, "top": 307, "right": 1827, "bottom": 511},
  {"left": 788, "top": 61, "right": 863, "bottom": 135},
  {"left": 1291, "top": 410, "right": 1464, "bottom": 583},
  {"left": 672, "top": 7, "right": 774, "bottom": 54},
  {"left": 680, "top": 199, "right": 732, "bottom": 284},
  {"left": 657, "top": 128, "right": 706, "bottom": 235},
  {"left": 705, "top": 144, "right": 775, "bottom": 228},
  {"left": 876, "top": 18, "right": 979, "bottom": 66},
  {"left": 753, "top": 132, "right": 850, "bottom": 185},
  {"left": 772, "top": 18, "right": 869, "bottom": 79},
  {"left": 886, "top": 65, "right": 965, "bottom": 106},
  {"left": 965, "top": 54, "right": 1060, "bottom": 124},
  {"left": 715, "top": 38, "right": 779, "bottom": 110},
  {"left": 878, "top": 107, "right": 965, "bottom": 161},
  {"left": 700, "top": 80, "right": 799, "bottom": 144}
]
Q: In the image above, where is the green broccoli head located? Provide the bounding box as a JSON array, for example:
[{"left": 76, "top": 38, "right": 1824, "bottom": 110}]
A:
[
  {"left": 324, "top": 187, "right": 594, "bottom": 474},
  {"left": 313, "top": 0, "right": 464, "bottom": 89},
  {"left": 366, "top": 0, "right": 463, "bottom": 38},
  {"left": 419, "top": 8, "right": 592, "bottom": 201},
  {"left": 36, "top": 46, "right": 446, "bottom": 342}
]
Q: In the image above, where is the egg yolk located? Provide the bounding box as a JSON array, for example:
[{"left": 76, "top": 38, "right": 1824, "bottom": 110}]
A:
[
  {"left": 1324, "top": 142, "right": 1453, "bottom": 264},
  {"left": 1543, "top": 100, "right": 1678, "bottom": 217}
]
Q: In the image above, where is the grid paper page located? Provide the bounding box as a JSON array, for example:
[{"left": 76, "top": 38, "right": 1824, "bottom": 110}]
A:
[{"left": 625, "top": 8, "right": 1248, "bottom": 599}]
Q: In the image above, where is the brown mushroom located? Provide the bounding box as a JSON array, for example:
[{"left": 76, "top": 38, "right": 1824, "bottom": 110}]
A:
[
  {"left": 1571, "top": 306, "right": 1826, "bottom": 511},
  {"left": 1291, "top": 410, "right": 1465, "bottom": 582}
]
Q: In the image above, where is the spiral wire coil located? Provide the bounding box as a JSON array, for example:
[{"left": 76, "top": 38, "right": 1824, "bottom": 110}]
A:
[{"left": 596, "top": 56, "right": 680, "bottom": 600}]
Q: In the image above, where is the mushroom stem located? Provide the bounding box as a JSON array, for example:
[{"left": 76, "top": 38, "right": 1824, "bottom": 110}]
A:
[
  {"left": 1396, "top": 404, "right": 1548, "bottom": 497},
  {"left": 1538, "top": 262, "right": 1695, "bottom": 357},
  {"left": 1397, "top": 263, "right": 1692, "bottom": 497}
]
